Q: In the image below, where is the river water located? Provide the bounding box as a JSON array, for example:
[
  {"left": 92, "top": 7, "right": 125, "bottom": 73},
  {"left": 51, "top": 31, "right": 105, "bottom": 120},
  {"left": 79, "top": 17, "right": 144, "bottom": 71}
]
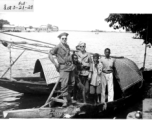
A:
[{"left": 0, "top": 31, "right": 152, "bottom": 118}]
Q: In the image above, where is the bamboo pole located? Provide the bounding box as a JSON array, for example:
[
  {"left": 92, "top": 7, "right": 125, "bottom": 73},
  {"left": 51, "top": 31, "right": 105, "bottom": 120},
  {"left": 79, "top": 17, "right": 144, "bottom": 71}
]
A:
[
  {"left": 1, "top": 32, "right": 56, "bottom": 47},
  {"left": 143, "top": 44, "right": 147, "bottom": 69},
  {"left": 1, "top": 39, "right": 124, "bottom": 59},
  {"left": 41, "top": 77, "right": 60, "bottom": 108},
  {"left": 1, "top": 50, "right": 26, "bottom": 78},
  {"left": 143, "top": 18, "right": 149, "bottom": 70},
  {"left": 0, "top": 32, "right": 124, "bottom": 58},
  {"left": 9, "top": 45, "right": 12, "bottom": 80}
]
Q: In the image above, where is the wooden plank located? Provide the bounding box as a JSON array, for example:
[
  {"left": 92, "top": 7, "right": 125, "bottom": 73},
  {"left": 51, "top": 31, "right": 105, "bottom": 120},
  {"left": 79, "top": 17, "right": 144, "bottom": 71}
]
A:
[{"left": 143, "top": 99, "right": 152, "bottom": 119}]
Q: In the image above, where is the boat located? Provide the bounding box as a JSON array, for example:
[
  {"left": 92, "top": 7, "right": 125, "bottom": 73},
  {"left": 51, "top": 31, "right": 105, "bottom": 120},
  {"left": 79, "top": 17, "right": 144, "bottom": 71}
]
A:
[
  {"left": 0, "top": 77, "right": 56, "bottom": 95},
  {"left": 0, "top": 32, "right": 145, "bottom": 118},
  {"left": 0, "top": 57, "right": 60, "bottom": 95},
  {"left": 3, "top": 57, "right": 144, "bottom": 118}
]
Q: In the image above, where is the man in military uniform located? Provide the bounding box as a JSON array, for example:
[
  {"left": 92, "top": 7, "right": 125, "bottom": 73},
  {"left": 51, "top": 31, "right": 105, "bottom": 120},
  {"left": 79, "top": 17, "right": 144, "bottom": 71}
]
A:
[{"left": 48, "top": 32, "right": 75, "bottom": 107}]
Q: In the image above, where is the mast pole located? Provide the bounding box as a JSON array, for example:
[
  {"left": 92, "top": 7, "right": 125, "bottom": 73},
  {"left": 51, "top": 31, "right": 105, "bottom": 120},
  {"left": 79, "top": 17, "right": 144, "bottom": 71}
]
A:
[
  {"left": 9, "top": 42, "right": 12, "bottom": 80},
  {"left": 143, "top": 17, "right": 149, "bottom": 70},
  {"left": 143, "top": 44, "right": 147, "bottom": 70}
]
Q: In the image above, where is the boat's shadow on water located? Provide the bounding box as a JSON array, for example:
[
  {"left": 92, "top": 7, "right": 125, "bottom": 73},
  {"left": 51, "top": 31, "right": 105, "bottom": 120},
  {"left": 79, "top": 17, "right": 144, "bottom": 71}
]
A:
[
  {"left": 0, "top": 93, "right": 49, "bottom": 118},
  {"left": 12, "top": 94, "right": 49, "bottom": 109}
]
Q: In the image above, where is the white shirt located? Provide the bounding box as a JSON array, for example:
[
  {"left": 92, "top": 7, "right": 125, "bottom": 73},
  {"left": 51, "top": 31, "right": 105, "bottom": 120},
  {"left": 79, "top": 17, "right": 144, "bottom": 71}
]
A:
[{"left": 100, "top": 57, "right": 115, "bottom": 71}]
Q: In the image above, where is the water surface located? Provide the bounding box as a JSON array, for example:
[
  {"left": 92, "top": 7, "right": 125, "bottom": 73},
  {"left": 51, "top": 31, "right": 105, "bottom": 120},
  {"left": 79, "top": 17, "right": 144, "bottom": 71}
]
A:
[{"left": 0, "top": 31, "right": 151, "bottom": 118}]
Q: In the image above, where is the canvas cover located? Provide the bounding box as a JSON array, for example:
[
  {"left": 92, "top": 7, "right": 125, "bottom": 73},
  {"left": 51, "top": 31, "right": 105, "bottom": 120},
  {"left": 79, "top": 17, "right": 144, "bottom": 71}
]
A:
[
  {"left": 33, "top": 57, "right": 59, "bottom": 85},
  {"left": 114, "top": 57, "right": 143, "bottom": 93},
  {"left": 33, "top": 57, "right": 143, "bottom": 92}
]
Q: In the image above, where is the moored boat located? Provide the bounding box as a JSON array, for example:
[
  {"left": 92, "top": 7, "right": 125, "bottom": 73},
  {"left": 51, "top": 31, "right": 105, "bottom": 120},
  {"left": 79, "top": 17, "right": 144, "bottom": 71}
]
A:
[
  {"left": 3, "top": 57, "right": 144, "bottom": 118},
  {"left": 0, "top": 57, "right": 60, "bottom": 95},
  {"left": 0, "top": 77, "right": 56, "bottom": 95}
]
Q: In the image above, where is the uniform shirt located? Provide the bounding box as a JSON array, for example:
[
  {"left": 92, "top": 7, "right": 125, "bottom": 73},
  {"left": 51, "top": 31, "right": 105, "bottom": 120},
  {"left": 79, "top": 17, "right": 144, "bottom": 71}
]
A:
[
  {"left": 76, "top": 51, "right": 92, "bottom": 76},
  {"left": 90, "top": 62, "right": 103, "bottom": 86},
  {"left": 50, "top": 43, "right": 74, "bottom": 71},
  {"left": 100, "top": 57, "right": 115, "bottom": 72}
]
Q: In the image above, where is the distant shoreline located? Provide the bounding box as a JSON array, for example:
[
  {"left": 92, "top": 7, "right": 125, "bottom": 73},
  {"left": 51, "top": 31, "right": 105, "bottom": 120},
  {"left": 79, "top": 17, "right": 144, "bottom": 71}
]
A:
[
  {"left": 0, "top": 29, "right": 132, "bottom": 33},
  {"left": 48, "top": 30, "right": 130, "bottom": 33}
]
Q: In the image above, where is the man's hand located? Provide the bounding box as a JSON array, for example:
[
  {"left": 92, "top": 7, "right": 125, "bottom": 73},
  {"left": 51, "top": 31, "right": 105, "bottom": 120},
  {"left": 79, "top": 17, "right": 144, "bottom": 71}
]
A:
[
  {"left": 78, "top": 58, "right": 82, "bottom": 63},
  {"left": 103, "top": 69, "right": 113, "bottom": 74},
  {"left": 88, "top": 72, "right": 92, "bottom": 81}
]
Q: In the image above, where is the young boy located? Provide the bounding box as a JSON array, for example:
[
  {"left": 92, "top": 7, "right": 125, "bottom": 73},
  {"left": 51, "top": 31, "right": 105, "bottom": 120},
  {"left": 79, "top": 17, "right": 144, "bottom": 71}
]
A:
[{"left": 89, "top": 53, "right": 103, "bottom": 104}]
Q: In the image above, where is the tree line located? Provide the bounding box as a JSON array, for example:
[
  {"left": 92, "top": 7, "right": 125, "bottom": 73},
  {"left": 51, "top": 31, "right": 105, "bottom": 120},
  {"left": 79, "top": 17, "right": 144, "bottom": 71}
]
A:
[
  {"left": 105, "top": 14, "right": 152, "bottom": 45},
  {"left": 0, "top": 19, "right": 10, "bottom": 29}
]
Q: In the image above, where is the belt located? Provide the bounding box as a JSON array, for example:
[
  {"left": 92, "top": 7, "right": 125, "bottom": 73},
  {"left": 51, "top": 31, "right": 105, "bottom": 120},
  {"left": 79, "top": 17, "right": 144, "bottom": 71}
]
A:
[
  {"left": 81, "top": 66, "right": 90, "bottom": 70},
  {"left": 59, "top": 63, "right": 66, "bottom": 65},
  {"left": 103, "top": 71, "right": 113, "bottom": 74},
  {"left": 59, "top": 62, "right": 72, "bottom": 65}
]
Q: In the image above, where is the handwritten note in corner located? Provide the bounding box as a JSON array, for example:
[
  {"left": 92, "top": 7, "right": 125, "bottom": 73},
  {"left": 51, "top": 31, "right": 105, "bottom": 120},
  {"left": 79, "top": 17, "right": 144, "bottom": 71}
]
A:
[{"left": 0, "top": 0, "right": 34, "bottom": 12}]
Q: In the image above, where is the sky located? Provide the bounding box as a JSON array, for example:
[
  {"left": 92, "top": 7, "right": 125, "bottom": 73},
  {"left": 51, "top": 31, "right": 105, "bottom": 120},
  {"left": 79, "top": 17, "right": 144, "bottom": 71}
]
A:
[{"left": 0, "top": 0, "right": 152, "bottom": 31}]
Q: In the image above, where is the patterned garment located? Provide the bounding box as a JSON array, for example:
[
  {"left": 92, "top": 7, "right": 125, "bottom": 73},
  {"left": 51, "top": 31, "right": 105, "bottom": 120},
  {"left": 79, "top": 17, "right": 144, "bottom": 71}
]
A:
[
  {"left": 90, "top": 62, "right": 103, "bottom": 86},
  {"left": 76, "top": 51, "right": 92, "bottom": 76}
]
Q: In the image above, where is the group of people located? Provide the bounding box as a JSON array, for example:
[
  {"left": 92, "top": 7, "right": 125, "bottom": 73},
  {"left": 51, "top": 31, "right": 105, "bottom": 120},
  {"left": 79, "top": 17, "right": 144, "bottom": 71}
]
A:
[{"left": 48, "top": 32, "right": 115, "bottom": 107}]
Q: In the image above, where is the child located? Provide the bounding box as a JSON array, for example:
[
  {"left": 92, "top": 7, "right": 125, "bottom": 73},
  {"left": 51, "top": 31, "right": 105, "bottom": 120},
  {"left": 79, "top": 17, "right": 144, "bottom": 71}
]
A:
[
  {"left": 89, "top": 53, "right": 103, "bottom": 104},
  {"left": 72, "top": 52, "right": 86, "bottom": 103}
]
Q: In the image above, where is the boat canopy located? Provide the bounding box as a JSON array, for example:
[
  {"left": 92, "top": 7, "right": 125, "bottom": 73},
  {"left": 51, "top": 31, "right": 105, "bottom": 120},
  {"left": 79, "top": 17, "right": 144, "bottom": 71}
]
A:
[
  {"left": 114, "top": 57, "right": 143, "bottom": 96},
  {"left": 33, "top": 57, "right": 59, "bottom": 85},
  {"left": 33, "top": 57, "right": 143, "bottom": 96}
]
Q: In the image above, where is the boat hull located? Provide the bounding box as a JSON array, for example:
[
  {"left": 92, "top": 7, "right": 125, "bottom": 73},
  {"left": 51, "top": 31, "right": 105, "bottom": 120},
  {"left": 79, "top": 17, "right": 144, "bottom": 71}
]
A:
[{"left": 0, "top": 77, "right": 60, "bottom": 95}]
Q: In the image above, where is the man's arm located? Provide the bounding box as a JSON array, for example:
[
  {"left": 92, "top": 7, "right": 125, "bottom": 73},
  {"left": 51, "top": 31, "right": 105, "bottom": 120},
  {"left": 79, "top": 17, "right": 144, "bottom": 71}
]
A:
[
  {"left": 88, "top": 63, "right": 93, "bottom": 81},
  {"left": 48, "top": 48, "right": 59, "bottom": 72},
  {"left": 82, "top": 53, "right": 92, "bottom": 67}
]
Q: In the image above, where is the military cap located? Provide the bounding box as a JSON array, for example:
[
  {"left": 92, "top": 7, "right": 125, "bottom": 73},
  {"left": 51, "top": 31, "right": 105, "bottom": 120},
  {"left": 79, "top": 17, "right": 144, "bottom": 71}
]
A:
[{"left": 58, "top": 32, "right": 69, "bottom": 38}]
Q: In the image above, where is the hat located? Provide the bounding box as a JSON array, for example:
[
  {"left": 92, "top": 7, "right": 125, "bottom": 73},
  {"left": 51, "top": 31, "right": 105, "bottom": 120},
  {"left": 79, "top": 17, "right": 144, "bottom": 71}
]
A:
[
  {"left": 77, "top": 41, "right": 86, "bottom": 47},
  {"left": 58, "top": 32, "right": 69, "bottom": 38}
]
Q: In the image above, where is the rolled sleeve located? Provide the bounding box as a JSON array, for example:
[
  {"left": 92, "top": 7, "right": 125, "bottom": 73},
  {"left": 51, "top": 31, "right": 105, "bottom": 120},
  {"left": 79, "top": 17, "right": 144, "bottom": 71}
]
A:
[{"left": 50, "top": 46, "right": 58, "bottom": 55}]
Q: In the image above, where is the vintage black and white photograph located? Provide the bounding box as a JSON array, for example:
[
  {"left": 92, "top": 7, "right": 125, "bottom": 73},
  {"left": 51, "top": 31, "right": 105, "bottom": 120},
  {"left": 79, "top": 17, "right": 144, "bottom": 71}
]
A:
[{"left": 0, "top": 0, "right": 152, "bottom": 119}]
